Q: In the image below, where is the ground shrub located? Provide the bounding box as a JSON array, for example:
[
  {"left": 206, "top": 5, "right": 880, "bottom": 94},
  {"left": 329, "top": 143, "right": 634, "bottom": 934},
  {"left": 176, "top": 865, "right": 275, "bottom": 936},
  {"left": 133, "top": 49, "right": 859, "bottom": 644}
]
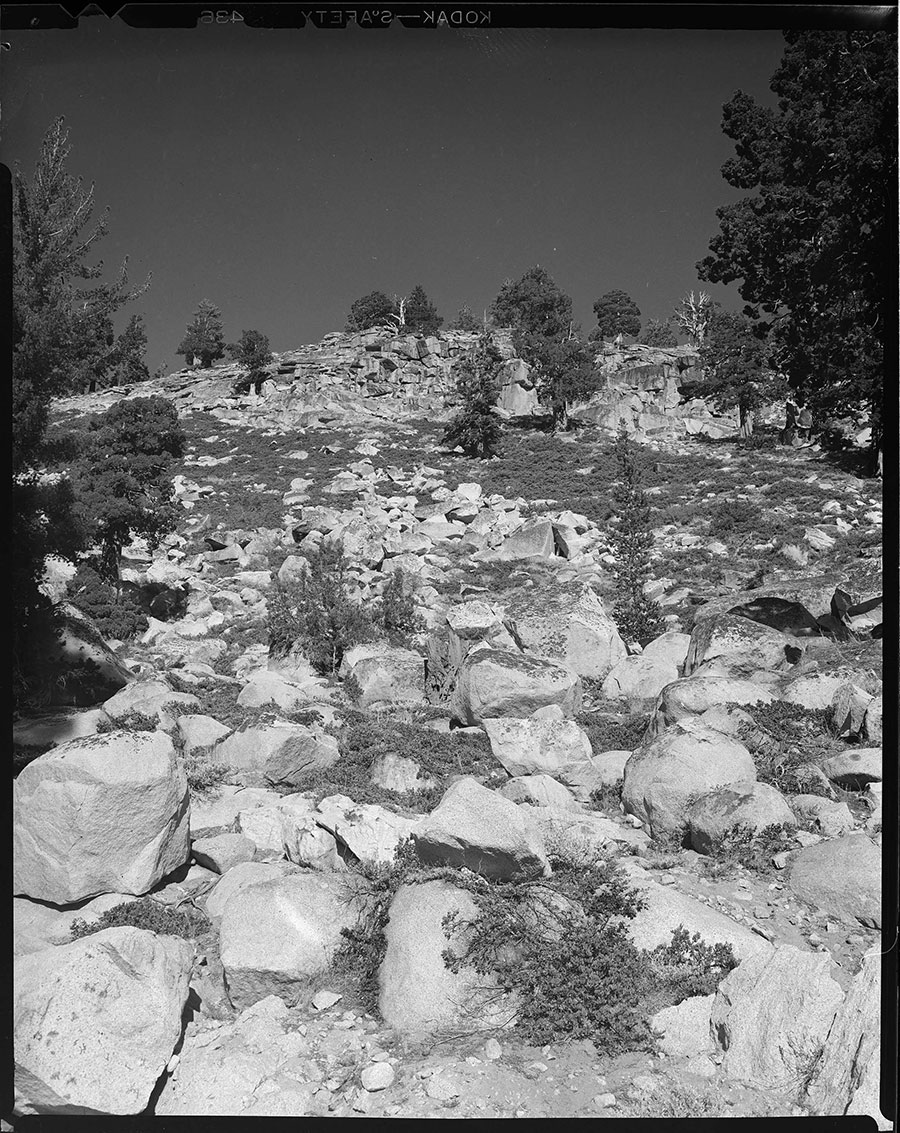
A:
[
  {"left": 182, "top": 748, "right": 233, "bottom": 795},
  {"left": 442, "top": 846, "right": 737, "bottom": 1052},
  {"left": 733, "top": 700, "right": 837, "bottom": 795},
  {"left": 96, "top": 711, "right": 160, "bottom": 733},
  {"left": 291, "top": 714, "right": 497, "bottom": 811},
  {"left": 575, "top": 709, "right": 649, "bottom": 754},
  {"left": 618, "top": 1081, "right": 730, "bottom": 1118},
  {"left": 707, "top": 498, "right": 764, "bottom": 537},
  {"left": 589, "top": 782, "right": 624, "bottom": 813},
  {"left": 67, "top": 563, "right": 148, "bottom": 641},
  {"left": 699, "top": 822, "right": 797, "bottom": 879},
  {"left": 69, "top": 896, "right": 207, "bottom": 941}
]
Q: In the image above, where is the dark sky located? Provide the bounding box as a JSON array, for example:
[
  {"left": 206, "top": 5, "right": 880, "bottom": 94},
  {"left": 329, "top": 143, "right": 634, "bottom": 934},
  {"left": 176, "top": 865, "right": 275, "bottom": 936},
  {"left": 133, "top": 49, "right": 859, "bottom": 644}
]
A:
[{"left": 2, "top": 16, "right": 788, "bottom": 373}]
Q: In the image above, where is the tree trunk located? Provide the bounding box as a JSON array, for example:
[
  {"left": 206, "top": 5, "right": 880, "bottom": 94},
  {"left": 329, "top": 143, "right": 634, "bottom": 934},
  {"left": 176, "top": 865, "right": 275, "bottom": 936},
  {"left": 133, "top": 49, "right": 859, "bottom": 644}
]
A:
[{"left": 739, "top": 402, "right": 753, "bottom": 438}]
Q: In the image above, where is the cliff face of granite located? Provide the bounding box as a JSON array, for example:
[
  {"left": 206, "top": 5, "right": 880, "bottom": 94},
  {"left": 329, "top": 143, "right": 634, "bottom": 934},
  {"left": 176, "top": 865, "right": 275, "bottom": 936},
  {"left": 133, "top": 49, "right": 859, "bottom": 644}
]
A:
[{"left": 54, "top": 328, "right": 737, "bottom": 438}]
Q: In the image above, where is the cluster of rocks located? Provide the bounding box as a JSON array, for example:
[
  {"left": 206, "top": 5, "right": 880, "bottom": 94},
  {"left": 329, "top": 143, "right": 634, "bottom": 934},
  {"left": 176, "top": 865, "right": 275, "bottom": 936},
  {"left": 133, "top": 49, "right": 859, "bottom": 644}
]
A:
[
  {"left": 13, "top": 549, "right": 885, "bottom": 1119},
  {"left": 573, "top": 342, "right": 740, "bottom": 441}
]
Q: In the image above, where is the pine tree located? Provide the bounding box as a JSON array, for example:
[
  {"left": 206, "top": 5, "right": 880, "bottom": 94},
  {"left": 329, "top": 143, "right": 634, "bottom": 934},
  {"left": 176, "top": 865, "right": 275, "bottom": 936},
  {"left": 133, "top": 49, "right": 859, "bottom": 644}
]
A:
[
  {"left": 592, "top": 290, "right": 642, "bottom": 340},
  {"left": 442, "top": 332, "right": 504, "bottom": 458},
  {"left": 641, "top": 318, "right": 678, "bottom": 348},
  {"left": 449, "top": 303, "right": 480, "bottom": 332},
  {"left": 107, "top": 314, "right": 151, "bottom": 387},
  {"left": 345, "top": 290, "right": 397, "bottom": 332},
  {"left": 608, "top": 423, "right": 665, "bottom": 648},
  {"left": 12, "top": 117, "right": 148, "bottom": 708},
  {"left": 403, "top": 284, "right": 443, "bottom": 336},
  {"left": 228, "top": 328, "right": 273, "bottom": 394},
  {"left": 177, "top": 300, "right": 225, "bottom": 368},
  {"left": 71, "top": 397, "right": 185, "bottom": 584}
]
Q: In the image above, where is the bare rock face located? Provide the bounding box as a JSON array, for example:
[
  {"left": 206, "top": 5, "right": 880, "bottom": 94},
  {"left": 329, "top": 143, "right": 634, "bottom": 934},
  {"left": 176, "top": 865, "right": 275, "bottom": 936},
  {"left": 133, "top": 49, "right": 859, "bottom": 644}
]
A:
[
  {"left": 788, "top": 833, "right": 881, "bottom": 928},
  {"left": 102, "top": 678, "right": 200, "bottom": 728},
  {"left": 618, "top": 861, "right": 773, "bottom": 965},
  {"left": 14, "top": 731, "right": 191, "bottom": 904},
  {"left": 339, "top": 642, "right": 426, "bottom": 709},
  {"left": 710, "top": 945, "right": 844, "bottom": 1092},
  {"left": 414, "top": 776, "right": 549, "bottom": 880},
  {"left": 14, "top": 927, "right": 193, "bottom": 1115},
  {"left": 684, "top": 613, "right": 800, "bottom": 678},
  {"left": 685, "top": 782, "right": 796, "bottom": 854},
  {"left": 481, "top": 708, "right": 593, "bottom": 778},
  {"left": 805, "top": 950, "right": 889, "bottom": 1127},
  {"left": 452, "top": 647, "right": 582, "bottom": 725},
  {"left": 601, "top": 653, "right": 679, "bottom": 701},
  {"left": 510, "top": 586, "right": 627, "bottom": 681},
  {"left": 621, "top": 721, "right": 757, "bottom": 839},
  {"left": 646, "top": 675, "right": 776, "bottom": 738},
  {"left": 219, "top": 873, "right": 366, "bottom": 1011},
  {"left": 379, "top": 880, "right": 517, "bottom": 1038},
  {"left": 39, "top": 603, "right": 134, "bottom": 707}
]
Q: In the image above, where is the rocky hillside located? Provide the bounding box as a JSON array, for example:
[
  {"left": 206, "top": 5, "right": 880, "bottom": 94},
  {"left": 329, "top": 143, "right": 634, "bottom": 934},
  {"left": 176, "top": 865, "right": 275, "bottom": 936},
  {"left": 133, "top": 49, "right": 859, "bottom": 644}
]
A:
[{"left": 12, "top": 378, "right": 886, "bottom": 1122}]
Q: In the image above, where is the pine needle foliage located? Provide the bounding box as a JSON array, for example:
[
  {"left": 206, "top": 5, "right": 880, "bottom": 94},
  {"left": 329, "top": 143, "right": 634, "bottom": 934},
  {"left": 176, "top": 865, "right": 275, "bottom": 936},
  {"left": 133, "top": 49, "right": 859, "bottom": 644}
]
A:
[{"left": 608, "top": 423, "right": 665, "bottom": 647}]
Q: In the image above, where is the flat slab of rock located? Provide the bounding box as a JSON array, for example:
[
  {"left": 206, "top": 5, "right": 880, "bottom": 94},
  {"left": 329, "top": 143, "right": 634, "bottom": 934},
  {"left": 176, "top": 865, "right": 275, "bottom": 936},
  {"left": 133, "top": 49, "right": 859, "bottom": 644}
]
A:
[
  {"left": 14, "top": 731, "right": 190, "bottom": 904},
  {"left": 602, "top": 654, "right": 679, "bottom": 701},
  {"left": 156, "top": 996, "right": 318, "bottom": 1116},
  {"left": 788, "top": 833, "right": 881, "bottom": 927},
  {"left": 414, "top": 776, "right": 549, "bottom": 879},
  {"left": 191, "top": 833, "right": 257, "bottom": 874},
  {"left": 189, "top": 785, "right": 283, "bottom": 838},
  {"left": 14, "top": 926, "right": 192, "bottom": 1115},
  {"left": 204, "top": 860, "right": 301, "bottom": 924},
  {"left": 821, "top": 748, "right": 882, "bottom": 788},
  {"left": 14, "top": 893, "right": 133, "bottom": 957},
  {"left": 618, "top": 861, "right": 773, "bottom": 965},
  {"left": 339, "top": 643, "right": 426, "bottom": 709},
  {"left": 263, "top": 727, "right": 340, "bottom": 788},
  {"left": 312, "top": 794, "right": 420, "bottom": 865}
]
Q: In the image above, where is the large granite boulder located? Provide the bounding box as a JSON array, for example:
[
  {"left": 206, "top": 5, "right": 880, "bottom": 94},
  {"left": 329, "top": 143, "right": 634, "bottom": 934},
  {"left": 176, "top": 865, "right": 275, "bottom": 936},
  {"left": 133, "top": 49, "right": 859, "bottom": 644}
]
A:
[
  {"left": 481, "top": 707, "right": 593, "bottom": 778},
  {"left": 621, "top": 721, "right": 757, "bottom": 839},
  {"left": 379, "top": 880, "right": 516, "bottom": 1037},
  {"left": 685, "top": 782, "right": 796, "bottom": 854},
  {"left": 646, "top": 676, "right": 776, "bottom": 739},
  {"left": 219, "top": 873, "right": 366, "bottom": 1010},
  {"left": 684, "top": 613, "right": 800, "bottom": 678},
  {"left": 339, "top": 642, "right": 426, "bottom": 708},
  {"left": 14, "top": 927, "right": 192, "bottom": 1115},
  {"left": 414, "top": 776, "right": 548, "bottom": 879},
  {"left": 452, "top": 647, "right": 581, "bottom": 725},
  {"left": 805, "top": 950, "right": 889, "bottom": 1127},
  {"left": 710, "top": 945, "right": 844, "bottom": 1092},
  {"left": 14, "top": 731, "right": 190, "bottom": 904},
  {"left": 788, "top": 833, "right": 881, "bottom": 928}
]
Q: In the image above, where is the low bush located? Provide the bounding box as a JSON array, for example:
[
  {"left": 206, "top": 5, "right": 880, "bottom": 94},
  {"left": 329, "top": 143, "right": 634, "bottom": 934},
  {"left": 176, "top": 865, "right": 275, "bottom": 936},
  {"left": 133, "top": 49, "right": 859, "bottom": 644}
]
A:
[
  {"left": 708, "top": 498, "right": 764, "bottom": 537},
  {"left": 732, "top": 700, "right": 837, "bottom": 796},
  {"left": 67, "top": 563, "right": 148, "bottom": 641},
  {"left": 287, "top": 713, "right": 497, "bottom": 811},
  {"left": 181, "top": 748, "right": 233, "bottom": 795},
  {"left": 69, "top": 896, "right": 207, "bottom": 941},
  {"left": 699, "top": 822, "right": 797, "bottom": 879},
  {"left": 96, "top": 711, "right": 159, "bottom": 733},
  {"left": 575, "top": 709, "right": 649, "bottom": 754}
]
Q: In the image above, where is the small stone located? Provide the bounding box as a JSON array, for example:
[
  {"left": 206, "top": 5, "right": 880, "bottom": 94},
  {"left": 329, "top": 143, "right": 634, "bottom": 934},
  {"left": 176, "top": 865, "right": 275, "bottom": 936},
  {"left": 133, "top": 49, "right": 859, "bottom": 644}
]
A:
[
  {"left": 361, "top": 1062, "right": 395, "bottom": 1092},
  {"left": 483, "top": 1037, "right": 503, "bottom": 1061},
  {"left": 312, "top": 990, "right": 343, "bottom": 1011},
  {"left": 773, "top": 852, "right": 789, "bottom": 869},
  {"left": 166, "top": 1054, "right": 180, "bottom": 1073},
  {"left": 594, "top": 1092, "right": 617, "bottom": 1108},
  {"left": 352, "top": 1088, "right": 373, "bottom": 1113},
  {"left": 426, "top": 1075, "right": 461, "bottom": 1101}
]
